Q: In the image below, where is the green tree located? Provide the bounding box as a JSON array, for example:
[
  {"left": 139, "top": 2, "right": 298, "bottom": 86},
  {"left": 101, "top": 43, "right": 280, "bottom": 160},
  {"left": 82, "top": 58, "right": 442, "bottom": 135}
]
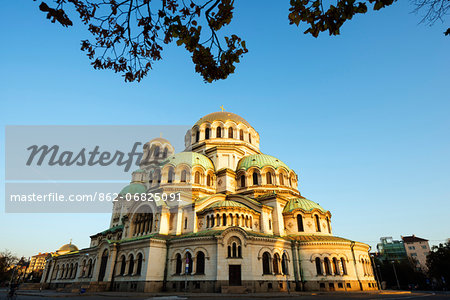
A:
[
  {"left": 35, "top": 0, "right": 449, "bottom": 82},
  {"left": 427, "top": 240, "right": 450, "bottom": 289}
]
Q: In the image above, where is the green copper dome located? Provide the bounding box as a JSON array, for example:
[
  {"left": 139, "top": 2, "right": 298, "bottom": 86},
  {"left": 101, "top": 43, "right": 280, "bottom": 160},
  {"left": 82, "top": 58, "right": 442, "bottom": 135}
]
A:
[
  {"left": 133, "top": 169, "right": 146, "bottom": 173},
  {"left": 283, "top": 197, "right": 327, "bottom": 213},
  {"left": 237, "top": 154, "right": 291, "bottom": 171},
  {"left": 119, "top": 183, "right": 147, "bottom": 195},
  {"left": 201, "top": 200, "right": 254, "bottom": 212},
  {"left": 162, "top": 152, "right": 215, "bottom": 170}
]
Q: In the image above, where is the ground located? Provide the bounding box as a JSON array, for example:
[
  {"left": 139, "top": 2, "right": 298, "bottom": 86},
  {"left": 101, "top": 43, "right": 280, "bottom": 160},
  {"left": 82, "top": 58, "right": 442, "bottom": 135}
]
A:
[{"left": 1, "top": 290, "right": 450, "bottom": 300}]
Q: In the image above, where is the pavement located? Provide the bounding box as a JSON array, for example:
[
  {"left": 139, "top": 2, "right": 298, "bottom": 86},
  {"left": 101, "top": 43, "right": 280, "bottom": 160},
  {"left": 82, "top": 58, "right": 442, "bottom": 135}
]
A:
[{"left": 0, "top": 289, "right": 449, "bottom": 300}]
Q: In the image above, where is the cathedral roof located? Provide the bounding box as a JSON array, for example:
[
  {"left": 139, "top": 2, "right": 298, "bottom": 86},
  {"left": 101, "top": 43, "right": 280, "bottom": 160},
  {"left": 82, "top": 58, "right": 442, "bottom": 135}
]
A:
[
  {"left": 237, "top": 154, "right": 291, "bottom": 171},
  {"left": 195, "top": 111, "right": 251, "bottom": 127},
  {"left": 119, "top": 183, "right": 147, "bottom": 195},
  {"left": 162, "top": 152, "right": 215, "bottom": 170},
  {"left": 283, "top": 197, "right": 327, "bottom": 213}
]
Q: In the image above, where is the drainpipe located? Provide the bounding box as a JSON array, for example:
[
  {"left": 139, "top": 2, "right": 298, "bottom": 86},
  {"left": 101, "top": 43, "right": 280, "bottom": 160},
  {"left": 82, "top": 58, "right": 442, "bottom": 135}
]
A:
[
  {"left": 368, "top": 247, "right": 381, "bottom": 290},
  {"left": 296, "top": 241, "right": 305, "bottom": 291},
  {"left": 109, "top": 243, "right": 119, "bottom": 291},
  {"left": 162, "top": 242, "right": 169, "bottom": 291},
  {"left": 350, "top": 241, "right": 363, "bottom": 291},
  {"left": 290, "top": 241, "right": 300, "bottom": 291}
]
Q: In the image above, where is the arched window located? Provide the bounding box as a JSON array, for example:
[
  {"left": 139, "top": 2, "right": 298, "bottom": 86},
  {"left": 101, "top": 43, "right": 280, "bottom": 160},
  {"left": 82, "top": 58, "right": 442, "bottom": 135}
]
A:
[
  {"left": 232, "top": 243, "right": 237, "bottom": 258},
  {"left": 154, "top": 146, "right": 160, "bottom": 158},
  {"left": 314, "top": 215, "right": 321, "bottom": 232},
  {"left": 205, "top": 128, "right": 210, "bottom": 139},
  {"left": 211, "top": 215, "right": 215, "bottom": 227},
  {"left": 262, "top": 252, "right": 271, "bottom": 275},
  {"left": 252, "top": 172, "right": 258, "bottom": 185},
  {"left": 186, "top": 252, "right": 193, "bottom": 274},
  {"left": 315, "top": 257, "right": 322, "bottom": 275},
  {"left": 128, "top": 254, "right": 135, "bottom": 275},
  {"left": 297, "top": 214, "right": 304, "bottom": 232},
  {"left": 273, "top": 253, "right": 280, "bottom": 274},
  {"left": 269, "top": 219, "right": 272, "bottom": 230},
  {"left": 168, "top": 168, "right": 174, "bottom": 183},
  {"left": 194, "top": 171, "right": 200, "bottom": 184},
  {"left": 207, "top": 174, "right": 212, "bottom": 186},
  {"left": 136, "top": 253, "right": 143, "bottom": 275},
  {"left": 181, "top": 170, "right": 187, "bottom": 182},
  {"left": 240, "top": 175, "right": 245, "bottom": 187},
  {"left": 282, "top": 253, "right": 288, "bottom": 275},
  {"left": 362, "top": 259, "right": 367, "bottom": 275},
  {"left": 333, "top": 257, "right": 340, "bottom": 275},
  {"left": 228, "top": 127, "right": 233, "bottom": 138},
  {"left": 119, "top": 255, "right": 126, "bottom": 275},
  {"left": 87, "top": 260, "right": 93, "bottom": 277},
  {"left": 324, "top": 257, "right": 332, "bottom": 275},
  {"left": 289, "top": 176, "right": 292, "bottom": 186},
  {"left": 216, "top": 127, "right": 222, "bottom": 138},
  {"left": 326, "top": 217, "right": 331, "bottom": 233},
  {"left": 98, "top": 250, "right": 108, "bottom": 282},
  {"left": 149, "top": 172, "right": 153, "bottom": 184},
  {"left": 196, "top": 251, "right": 205, "bottom": 274},
  {"left": 195, "top": 130, "right": 200, "bottom": 142},
  {"left": 266, "top": 172, "right": 272, "bottom": 184},
  {"left": 69, "top": 263, "right": 73, "bottom": 279},
  {"left": 53, "top": 265, "right": 59, "bottom": 280},
  {"left": 279, "top": 174, "right": 284, "bottom": 185},
  {"left": 73, "top": 263, "right": 78, "bottom": 279},
  {"left": 163, "top": 147, "right": 168, "bottom": 158},
  {"left": 222, "top": 213, "right": 227, "bottom": 226},
  {"left": 175, "top": 254, "right": 182, "bottom": 274},
  {"left": 249, "top": 133, "right": 252, "bottom": 143},
  {"left": 341, "top": 258, "right": 347, "bottom": 275},
  {"left": 206, "top": 216, "right": 210, "bottom": 228},
  {"left": 184, "top": 217, "right": 188, "bottom": 229},
  {"left": 239, "top": 129, "right": 244, "bottom": 140}
]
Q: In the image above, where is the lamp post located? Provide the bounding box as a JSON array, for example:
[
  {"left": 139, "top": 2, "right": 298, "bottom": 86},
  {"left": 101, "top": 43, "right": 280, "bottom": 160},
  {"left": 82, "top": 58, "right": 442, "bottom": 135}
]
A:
[{"left": 391, "top": 261, "right": 400, "bottom": 290}]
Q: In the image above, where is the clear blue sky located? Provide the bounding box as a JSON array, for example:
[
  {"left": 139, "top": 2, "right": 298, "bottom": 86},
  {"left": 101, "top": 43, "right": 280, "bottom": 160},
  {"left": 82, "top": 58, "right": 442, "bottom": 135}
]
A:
[{"left": 1, "top": 1, "right": 449, "bottom": 258}]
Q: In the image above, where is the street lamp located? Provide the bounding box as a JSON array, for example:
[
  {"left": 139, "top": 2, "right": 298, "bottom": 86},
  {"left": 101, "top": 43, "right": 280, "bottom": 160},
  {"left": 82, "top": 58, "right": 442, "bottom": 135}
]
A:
[{"left": 391, "top": 261, "right": 400, "bottom": 290}]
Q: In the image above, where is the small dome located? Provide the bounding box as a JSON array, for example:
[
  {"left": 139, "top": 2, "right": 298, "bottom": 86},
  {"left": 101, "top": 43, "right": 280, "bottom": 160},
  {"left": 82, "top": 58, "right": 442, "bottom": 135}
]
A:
[
  {"left": 201, "top": 200, "right": 254, "bottom": 212},
  {"left": 237, "top": 154, "right": 291, "bottom": 171},
  {"left": 119, "top": 183, "right": 147, "bottom": 195},
  {"left": 195, "top": 111, "right": 251, "bottom": 127},
  {"left": 162, "top": 152, "right": 215, "bottom": 171},
  {"left": 283, "top": 198, "right": 327, "bottom": 214},
  {"left": 58, "top": 243, "right": 78, "bottom": 253}
]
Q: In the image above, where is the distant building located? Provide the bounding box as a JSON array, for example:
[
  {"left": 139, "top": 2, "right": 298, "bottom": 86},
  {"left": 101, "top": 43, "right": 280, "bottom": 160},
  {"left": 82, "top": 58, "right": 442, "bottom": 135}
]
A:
[
  {"left": 26, "top": 252, "right": 51, "bottom": 274},
  {"left": 401, "top": 235, "right": 430, "bottom": 271},
  {"left": 376, "top": 237, "right": 407, "bottom": 262}
]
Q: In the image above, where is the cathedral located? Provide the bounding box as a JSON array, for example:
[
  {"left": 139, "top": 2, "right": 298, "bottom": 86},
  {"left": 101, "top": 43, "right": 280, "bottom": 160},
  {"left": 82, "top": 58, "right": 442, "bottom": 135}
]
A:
[{"left": 41, "top": 111, "right": 377, "bottom": 293}]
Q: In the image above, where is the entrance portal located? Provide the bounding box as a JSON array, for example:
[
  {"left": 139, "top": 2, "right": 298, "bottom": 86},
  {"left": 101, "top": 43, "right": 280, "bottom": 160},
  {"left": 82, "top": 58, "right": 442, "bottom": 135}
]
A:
[{"left": 228, "top": 265, "right": 242, "bottom": 286}]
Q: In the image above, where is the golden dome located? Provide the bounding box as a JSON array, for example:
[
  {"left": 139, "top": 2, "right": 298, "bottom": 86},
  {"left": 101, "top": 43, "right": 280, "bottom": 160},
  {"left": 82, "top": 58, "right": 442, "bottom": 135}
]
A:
[
  {"left": 195, "top": 111, "right": 251, "bottom": 127},
  {"left": 58, "top": 243, "right": 79, "bottom": 253}
]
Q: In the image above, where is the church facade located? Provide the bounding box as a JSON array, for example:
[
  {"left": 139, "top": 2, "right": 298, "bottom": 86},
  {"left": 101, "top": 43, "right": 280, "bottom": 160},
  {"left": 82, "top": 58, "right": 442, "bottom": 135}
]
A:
[{"left": 41, "top": 111, "right": 377, "bottom": 293}]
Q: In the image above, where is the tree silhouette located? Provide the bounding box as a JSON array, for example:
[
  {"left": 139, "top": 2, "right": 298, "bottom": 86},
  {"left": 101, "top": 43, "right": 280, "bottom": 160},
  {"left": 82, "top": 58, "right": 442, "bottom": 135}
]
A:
[{"left": 36, "top": 0, "right": 449, "bottom": 82}]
